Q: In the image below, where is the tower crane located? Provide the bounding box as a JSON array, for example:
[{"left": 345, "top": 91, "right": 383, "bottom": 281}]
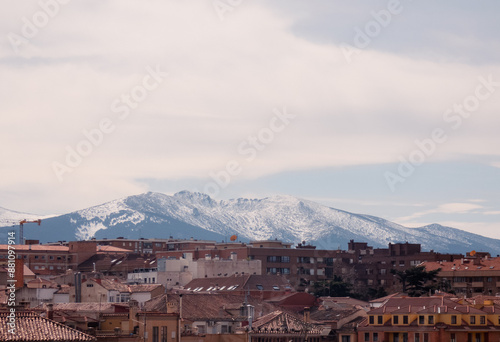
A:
[{"left": 19, "top": 219, "right": 41, "bottom": 244}]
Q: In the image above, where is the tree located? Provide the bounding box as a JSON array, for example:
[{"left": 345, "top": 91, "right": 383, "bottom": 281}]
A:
[
  {"left": 312, "top": 276, "right": 352, "bottom": 297},
  {"left": 391, "top": 265, "right": 441, "bottom": 297}
]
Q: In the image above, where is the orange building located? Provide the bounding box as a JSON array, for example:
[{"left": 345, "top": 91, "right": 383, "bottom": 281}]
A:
[{"left": 358, "top": 296, "right": 500, "bottom": 342}]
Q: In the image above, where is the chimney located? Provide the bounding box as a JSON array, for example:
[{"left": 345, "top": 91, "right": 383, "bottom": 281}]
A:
[
  {"left": 47, "top": 303, "right": 54, "bottom": 320},
  {"left": 129, "top": 300, "right": 139, "bottom": 331},
  {"left": 166, "top": 301, "right": 178, "bottom": 314},
  {"left": 74, "top": 272, "right": 82, "bottom": 303},
  {"left": 303, "top": 307, "right": 310, "bottom": 323}
]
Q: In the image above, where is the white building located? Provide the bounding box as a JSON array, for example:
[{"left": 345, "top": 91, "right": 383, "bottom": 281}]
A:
[{"left": 156, "top": 252, "right": 261, "bottom": 289}]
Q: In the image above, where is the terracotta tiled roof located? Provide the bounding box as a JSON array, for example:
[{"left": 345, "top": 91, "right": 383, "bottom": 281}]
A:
[
  {"left": 145, "top": 293, "right": 278, "bottom": 321},
  {"left": 0, "top": 311, "right": 96, "bottom": 341},
  {"left": 96, "top": 246, "right": 131, "bottom": 253},
  {"left": 251, "top": 310, "right": 328, "bottom": 335},
  {"left": 0, "top": 244, "right": 129, "bottom": 253},
  {"left": 310, "top": 306, "right": 361, "bottom": 322},
  {"left": 368, "top": 296, "right": 500, "bottom": 315},
  {"left": 93, "top": 278, "right": 130, "bottom": 292},
  {"left": 54, "top": 285, "right": 71, "bottom": 294},
  {"left": 183, "top": 274, "right": 291, "bottom": 292},
  {"left": 423, "top": 258, "right": 500, "bottom": 272},
  {"left": 50, "top": 302, "right": 128, "bottom": 313},
  {"left": 77, "top": 253, "right": 155, "bottom": 272},
  {"left": 0, "top": 244, "right": 69, "bottom": 252},
  {"left": 369, "top": 292, "right": 402, "bottom": 304},
  {"left": 129, "top": 284, "right": 163, "bottom": 293}
]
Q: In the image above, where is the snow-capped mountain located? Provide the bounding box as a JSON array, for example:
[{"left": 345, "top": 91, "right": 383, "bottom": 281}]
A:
[{"left": 1, "top": 191, "right": 500, "bottom": 255}]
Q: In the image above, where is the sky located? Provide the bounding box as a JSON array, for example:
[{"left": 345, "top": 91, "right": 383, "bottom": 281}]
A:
[{"left": 1, "top": 1, "right": 500, "bottom": 239}]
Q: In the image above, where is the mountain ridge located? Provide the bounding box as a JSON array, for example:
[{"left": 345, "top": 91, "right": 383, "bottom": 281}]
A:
[{"left": 1, "top": 191, "right": 499, "bottom": 255}]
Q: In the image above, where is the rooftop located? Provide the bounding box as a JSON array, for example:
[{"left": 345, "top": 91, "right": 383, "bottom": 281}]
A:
[{"left": 0, "top": 311, "right": 96, "bottom": 341}]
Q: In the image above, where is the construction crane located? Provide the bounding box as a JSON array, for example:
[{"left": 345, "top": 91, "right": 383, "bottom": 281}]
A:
[{"left": 19, "top": 219, "right": 41, "bottom": 244}]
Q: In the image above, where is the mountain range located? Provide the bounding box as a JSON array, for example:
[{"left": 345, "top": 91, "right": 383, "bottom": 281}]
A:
[{"left": 1, "top": 191, "right": 499, "bottom": 255}]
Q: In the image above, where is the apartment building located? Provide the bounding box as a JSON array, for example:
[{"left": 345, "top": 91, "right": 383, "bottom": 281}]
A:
[
  {"left": 422, "top": 256, "right": 500, "bottom": 297},
  {"left": 358, "top": 296, "right": 500, "bottom": 342}
]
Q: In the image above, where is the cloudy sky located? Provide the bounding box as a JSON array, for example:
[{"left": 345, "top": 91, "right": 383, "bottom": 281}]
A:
[{"left": 1, "top": 1, "right": 500, "bottom": 239}]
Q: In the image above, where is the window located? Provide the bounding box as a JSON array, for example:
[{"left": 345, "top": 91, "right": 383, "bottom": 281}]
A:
[
  {"left": 393, "top": 316, "right": 399, "bottom": 324},
  {"left": 364, "top": 333, "right": 370, "bottom": 342},
  {"left": 470, "top": 316, "right": 476, "bottom": 324},
  {"left": 152, "top": 326, "right": 159, "bottom": 342},
  {"left": 267, "top": 256, "right": 278, "bottom": 262},
  {"left": 475, "top": 333, "right": 481, "bottom": 342},
  {"left": 86, "top": 283, "right": 94, "bottom": 288},
  {"left": 419, "top": 316, "right": 424, "bottom": 324},
  {"left": 341, "top": 336, "right": 350, "bottom": 342},
  {"left": 480, "top": 316, "right": 485, "bottom": 324},
  {"left": 423, "top": 333, "right": 429, "bottom": 342},
  {"left": 415, "top": 333, "right": 420, "bottom": 342},
  {"left": 403, "top": 333, "right": 408, "bottom": 342},
  {"left": 282, "top": 256, "right": 290, "bottom": 263},
  {"left": 256, "top": 284, "right": 264, "bottom": 290},
  {"left": 403, "top": 315, "right": 408, "bottom": 324},
  {"left": 373, "top": 333, "right": 378, "bottom": 342},
  {"left": 377, "top": 316, "right": 383, "bottom": 324},
  {"left": 428, "top": 316, "right": 434, "bottom": 324},
  {"left": 451, "top": 315, "right": 457, "bottom": 324},
  {"left": 380, "top": 269, "right": 386, "bottom": 275},
  {"left": 369, "top": 316, "right": 374, "bottom": 324},
  {"left": 394, "top": 333, "right": 399, "bottom": 342},
  {"left": 450, "top": 333, "right": 456, "bottom": 342}
]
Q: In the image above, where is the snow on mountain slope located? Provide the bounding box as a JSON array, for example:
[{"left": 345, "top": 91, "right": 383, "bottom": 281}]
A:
[
  {"left": 2, "top": 191, "right": 499, "bottom": 255},
  {"left": 0, "top": 206, "right": 48, "bottom": 227}
]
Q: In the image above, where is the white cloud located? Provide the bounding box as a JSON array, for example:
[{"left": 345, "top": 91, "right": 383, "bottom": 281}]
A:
[
  {"left": 396, "top": 202, "right": 484, "bottom": 222},
  {"left": 1, "top": 1, "right": 500, "bottom": 213}
]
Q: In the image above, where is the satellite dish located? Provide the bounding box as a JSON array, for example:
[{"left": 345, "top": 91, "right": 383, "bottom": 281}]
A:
[{"left": 230, "top": 235, "right": 237, "bottom": 241}]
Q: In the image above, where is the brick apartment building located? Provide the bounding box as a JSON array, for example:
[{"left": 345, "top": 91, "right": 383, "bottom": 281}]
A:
[
  {"left": 0, "top": 240, "right": 130, "bottom": 276},
  {"left": 91, "top": 237, "right": 218, "bottom": 254},
  {"left": 157, "top": 239, "right": 463, "bottom": 292},
  {"left": 422, "top": 255, "right": 500, "bottom": 297}
]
